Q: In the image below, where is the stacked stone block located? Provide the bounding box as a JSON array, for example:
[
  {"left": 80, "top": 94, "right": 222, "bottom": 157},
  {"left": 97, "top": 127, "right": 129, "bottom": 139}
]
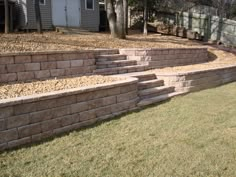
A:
[
  {"left": 0, "top": 77, "right": 138, "bottom": 151},
  {"left": 120, "top": 48, "right": 209, "bottom": 69},
  {"left": 156, "top": 65, "right": 236, "bottom": 92},
  {"left": 0, "top": 50, "right": 118, "bottom": 83}
]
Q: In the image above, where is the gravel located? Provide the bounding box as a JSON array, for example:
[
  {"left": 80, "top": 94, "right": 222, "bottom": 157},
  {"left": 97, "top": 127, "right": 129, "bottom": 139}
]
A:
[
  {"left": 0, "top": 75, "right": 122, "bottom": 99},
  {"left": 0, "top": 31, "right": 203, "bottom": 53}
]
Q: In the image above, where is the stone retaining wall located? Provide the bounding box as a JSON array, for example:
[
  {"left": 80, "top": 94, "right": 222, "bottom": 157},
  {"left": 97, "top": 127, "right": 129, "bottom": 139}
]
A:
[
  {"left": 0, "top": 49, "right": 118, "bottom": 83},
  {"left": 155, "top": 65, "right": 236, "bottom": 92},
  {"left": 0, "top": 77, "right": 138, "bottom": 151},
  {"left": 120, "top": 48, "right": 209, "bottom": 69}
]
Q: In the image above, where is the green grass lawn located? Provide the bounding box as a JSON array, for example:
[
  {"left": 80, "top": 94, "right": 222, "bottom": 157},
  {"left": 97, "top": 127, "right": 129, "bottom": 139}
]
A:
[{"left": 1, "top": 83, "right": 236, "bottom": 177}]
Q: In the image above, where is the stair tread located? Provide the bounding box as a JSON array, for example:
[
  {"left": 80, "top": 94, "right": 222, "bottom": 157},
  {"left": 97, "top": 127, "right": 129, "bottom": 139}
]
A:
[
  {"left": 115, "top": 72, "right": 156, "bottom": 78},
  {"left": 138, "top": 79, "right": 163, "bottom": 85},
  {"left": 139, "top": 86, "right": 175, "bottom": 96},
  {"left": 94, "top": 65, "right": 148, "bottom": 73},
  {"left": 96, "top": 54, "right": 127, "bottom": 58},
  {"left": 96, "top": 60, "right": 137, "bottom": 65},
  {"left": 138, "top": 91, "right": 187, "bottom": 107}
]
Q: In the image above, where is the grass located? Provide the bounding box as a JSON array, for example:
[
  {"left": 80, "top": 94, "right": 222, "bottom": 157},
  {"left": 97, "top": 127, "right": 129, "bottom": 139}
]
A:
[{"left": 1, "top": 83, "right": 236, "bottom": 177}]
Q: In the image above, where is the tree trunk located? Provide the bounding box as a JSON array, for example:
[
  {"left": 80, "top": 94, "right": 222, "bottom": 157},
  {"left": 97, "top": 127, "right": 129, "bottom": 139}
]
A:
[
  {"left": 143, "top": 0, "right": 148, "bottom": 35},
  {"left": 123, "top": 0, "right": 128, "bottom": 34},
  {"left": 34, "top": 0, "right": 42, "bottom": 33},
  {"left": 116, "top": 0, "right": 125, "bottom": 38},
  {"left": 105, "top": 0, "right": 126, "bottom": 39},
  {"left": 4, "top": 0, "right": 9, "bottom": 33}
]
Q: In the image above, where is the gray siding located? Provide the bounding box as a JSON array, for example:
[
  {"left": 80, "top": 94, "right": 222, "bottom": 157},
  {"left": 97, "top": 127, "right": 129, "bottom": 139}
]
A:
[
  {"left": 80, "top": 0, "right": 99, "bottom": 31},
  {"left": 16, "top": 0, "right": 53, "bottom": 30},
  {"left": 16, "top": 0, "right": 99, "bottom": 31},
  {"left": 15, "top": 0, "right": 27, "bottom": 29},
  {"left": 26, "top": 0, "right": 53, "bottom": 29}
]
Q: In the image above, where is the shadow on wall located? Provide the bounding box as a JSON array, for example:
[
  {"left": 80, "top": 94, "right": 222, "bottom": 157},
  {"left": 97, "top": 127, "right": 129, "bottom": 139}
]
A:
[{"left": 207, "top": 51, "right": 218, "bottom": 62}]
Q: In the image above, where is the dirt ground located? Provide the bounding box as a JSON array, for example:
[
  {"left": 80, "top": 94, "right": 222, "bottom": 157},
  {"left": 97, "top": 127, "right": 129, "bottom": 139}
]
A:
[{"left": 0, "top": 30, "right": 204, "bottom": 53}]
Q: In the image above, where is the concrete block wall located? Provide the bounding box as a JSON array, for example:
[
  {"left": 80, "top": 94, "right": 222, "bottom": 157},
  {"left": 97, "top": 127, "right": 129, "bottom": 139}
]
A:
[
  {"left": 0, "top": 77, "right": 138, "bottom": 151},
  {"left": 155, "top": 65, "right": 236, "bottom": 92},
  {"left": 0, "top": 49, "right": 118, "bottom": 83},
  {"left": 119, "top": 48, "right": 209, "bottom": 69}
]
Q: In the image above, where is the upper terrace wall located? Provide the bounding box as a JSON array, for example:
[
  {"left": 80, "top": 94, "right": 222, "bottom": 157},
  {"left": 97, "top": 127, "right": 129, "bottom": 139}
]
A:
[
  {"left": 120, "top": 48, "right": 209, "bottom": 69},
  {"left": 0, "top": 50, "right": 118, "bottom": 83}
]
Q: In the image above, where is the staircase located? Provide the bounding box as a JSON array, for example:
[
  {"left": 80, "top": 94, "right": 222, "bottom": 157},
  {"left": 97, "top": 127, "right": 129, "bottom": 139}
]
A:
[
  {"left": 117, "top": 72, "right": 182, "bottom": 107},
  {"left": 94, "top": 53, "right": 184, "bottom": 107},
  {"left": 94, "top": 54, "right": 149, "bottom": 75}
]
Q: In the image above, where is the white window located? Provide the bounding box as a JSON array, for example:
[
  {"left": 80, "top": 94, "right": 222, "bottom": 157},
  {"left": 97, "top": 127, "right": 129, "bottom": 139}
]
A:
[{"left": 86, "top": 0, "right": 94, "bottom": 10}]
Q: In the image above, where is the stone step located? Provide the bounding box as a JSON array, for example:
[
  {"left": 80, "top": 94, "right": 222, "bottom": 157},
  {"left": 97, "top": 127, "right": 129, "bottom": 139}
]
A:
[
  {"left": 95, "top": 54, "right": 127, "bottom": 62},
  {"left": 138, "top": 79, "right": 164, "bottom": 90},
  {"left": 94, "top": 49, "right": 119, "bottom": 55},
  {"left": 138, "top": 92, "right": 187, "bottom": 107},
  {"left": 96, "top": 60, "right": 137, "bottom": 69},
  {"left": 117, "top": 72, "right": 156, "bottom": 82},
  {"left": 94, "top": 65, "right": 149, "bottom": 75},
  {"left": 139, "top": 86, "right": 175, "bottom": 99},
  {"left": 56, "top": 27, "right": 90, "bottom": 34}
]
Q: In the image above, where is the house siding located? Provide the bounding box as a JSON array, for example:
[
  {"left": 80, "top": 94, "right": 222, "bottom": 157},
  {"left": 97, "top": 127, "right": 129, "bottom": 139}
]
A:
[
  {"left": 15, "top": 0, "right": 27, "bottom": 29},
  {"left": 26, "top": 0, "right": 53, "bottom": 30},
  {"left": 16, "top": 0, "right": 53, "bottom": 30},
  {"left": 80, "top": 0, "right": 100, "bottom": 31},
  {"left": 16, "top": 0, "right": 100, "bottom": 31}
]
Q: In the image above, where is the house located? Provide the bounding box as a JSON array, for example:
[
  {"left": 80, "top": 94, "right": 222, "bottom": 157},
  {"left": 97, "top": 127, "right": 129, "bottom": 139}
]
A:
[{"left": 15, "top": 0, "right": 100, "bottom": 31}]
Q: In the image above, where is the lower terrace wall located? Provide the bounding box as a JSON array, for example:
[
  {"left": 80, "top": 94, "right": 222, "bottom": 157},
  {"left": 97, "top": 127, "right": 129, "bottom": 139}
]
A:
[
  {"left": 0, "top": 49, "right": 118, "bottom": 83},
  {"left": 155, "top": 65, "right": 236, "bottom": 92},
  {"left": 120, "top": 48, "right": 209, "bottom": 69},
  {"left": 0, "top": 77, "right": 138, "bottom": 151}
]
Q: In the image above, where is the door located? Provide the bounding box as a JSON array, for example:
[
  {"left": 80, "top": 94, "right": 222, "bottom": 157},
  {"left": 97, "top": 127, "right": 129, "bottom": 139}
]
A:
[
  {"left": 52, "top": 0, "right": 80, "bottom": 27},
  {"left": 52, "top": 0, "right": 67, "bottom": 26},
  {"left": 66, "top": 0, "right": 80, "bottom": 27}
]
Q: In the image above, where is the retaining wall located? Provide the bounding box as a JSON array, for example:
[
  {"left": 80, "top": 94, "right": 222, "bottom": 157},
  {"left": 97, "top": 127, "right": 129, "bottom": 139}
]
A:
[
  {"left": 120, "top": 48, "right": 209, "bottom": 69},
  {"left": 155, "top": 65, "right": 236, "bottom": 92},
  {"left": 0, "top": 77, "right": 138, "bottom": 151},
  {"left": 0, "top": 49, "right": 118, "bottom": 83}
]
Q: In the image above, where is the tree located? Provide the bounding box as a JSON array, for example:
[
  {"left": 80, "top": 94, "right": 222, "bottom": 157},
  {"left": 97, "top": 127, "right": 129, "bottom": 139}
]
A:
[
  {"left": 123, "top": 0, "right": 128, "bottom": 34},
  {"left": 105, "top": 0, "right": 126, "bottom": 39},
  {"left": 34, "top": 0, "right": 42, "bottom": 33},
  {"left": 4, "top": 0, "right": 9, "bottom": 33},
  {"left": 143, "top": 0, "right": 148, "bottom": 35}
]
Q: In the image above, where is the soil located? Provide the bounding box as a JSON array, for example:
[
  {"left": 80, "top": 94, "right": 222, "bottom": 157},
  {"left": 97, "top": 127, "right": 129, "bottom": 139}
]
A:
[{"left": 0, "top": 75, "right": 121, "bottom": 100}]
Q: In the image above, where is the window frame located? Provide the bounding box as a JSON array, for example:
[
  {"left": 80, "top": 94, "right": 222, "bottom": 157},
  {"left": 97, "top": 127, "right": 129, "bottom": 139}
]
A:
[{"left": 85, "top": 0, "right": 94, "bottom": 10}]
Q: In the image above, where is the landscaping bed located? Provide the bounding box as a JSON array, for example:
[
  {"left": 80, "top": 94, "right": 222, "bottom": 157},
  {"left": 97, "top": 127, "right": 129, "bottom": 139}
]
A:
[
  {"left": 0, "top": 31, "right": 204, "bottom": 53},
  {"left": 0, "top": 75, "right": 122, "bottom": 99}
]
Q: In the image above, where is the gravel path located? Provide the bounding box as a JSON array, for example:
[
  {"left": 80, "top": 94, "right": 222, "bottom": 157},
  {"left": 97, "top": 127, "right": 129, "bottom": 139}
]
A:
[{"left": 0, "top": 75, "right": 121, "bottom": 99}]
